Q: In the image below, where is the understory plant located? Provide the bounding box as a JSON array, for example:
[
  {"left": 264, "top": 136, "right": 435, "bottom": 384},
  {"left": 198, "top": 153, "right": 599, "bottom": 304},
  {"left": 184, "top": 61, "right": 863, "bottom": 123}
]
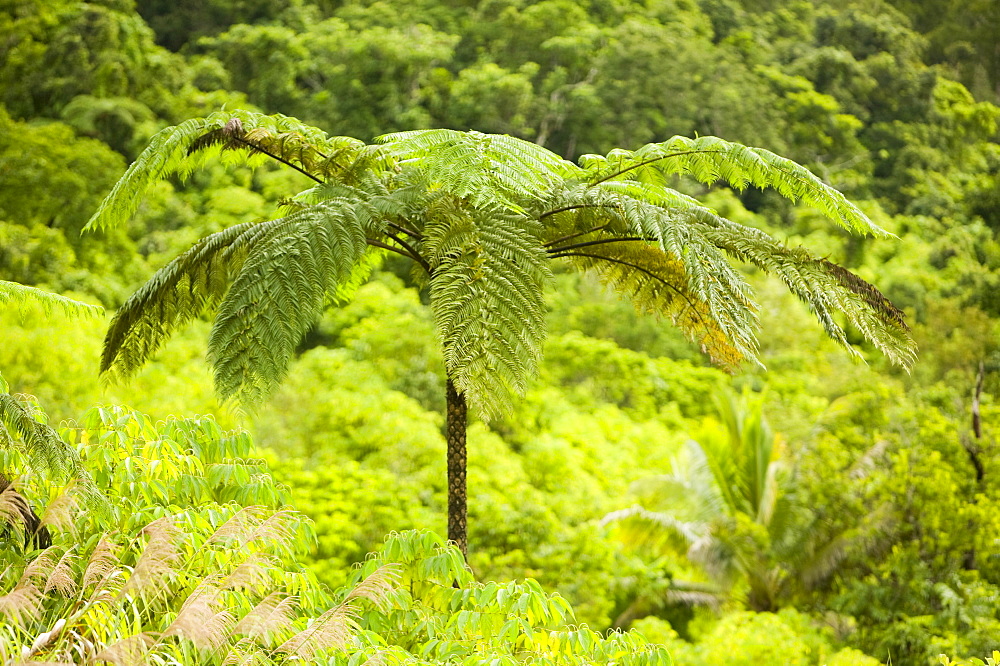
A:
[{"left": 0, "top": 397, "right": 672, "bottom": 665}]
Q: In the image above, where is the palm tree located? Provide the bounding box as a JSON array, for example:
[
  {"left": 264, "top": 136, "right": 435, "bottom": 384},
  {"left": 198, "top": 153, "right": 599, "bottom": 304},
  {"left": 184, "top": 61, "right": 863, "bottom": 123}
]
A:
[
  {"left": 85, "top": 110, "right": 915, "bottom": 555},
  {"left": 604, "top": 392, "right": 892, "bottom": 615}
]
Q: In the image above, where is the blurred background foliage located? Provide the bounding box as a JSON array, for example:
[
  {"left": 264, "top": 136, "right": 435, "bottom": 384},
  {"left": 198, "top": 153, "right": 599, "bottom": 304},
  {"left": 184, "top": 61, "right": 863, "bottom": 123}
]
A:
[{"left": 2, "top": 0, "right": 1000, "bottom": 662}]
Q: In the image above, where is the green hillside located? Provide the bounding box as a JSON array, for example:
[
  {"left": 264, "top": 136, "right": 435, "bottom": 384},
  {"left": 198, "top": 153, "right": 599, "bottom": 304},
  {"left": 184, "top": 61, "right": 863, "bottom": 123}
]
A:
[{"left": 1, "top": 0, "right": 999, "bottom": 663}]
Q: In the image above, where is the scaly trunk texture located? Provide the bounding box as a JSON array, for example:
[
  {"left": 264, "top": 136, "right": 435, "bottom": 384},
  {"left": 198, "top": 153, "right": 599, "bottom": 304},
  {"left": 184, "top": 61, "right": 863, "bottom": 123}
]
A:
[{"left": 446, "top": 378, "right": 468, "bottom": 557}]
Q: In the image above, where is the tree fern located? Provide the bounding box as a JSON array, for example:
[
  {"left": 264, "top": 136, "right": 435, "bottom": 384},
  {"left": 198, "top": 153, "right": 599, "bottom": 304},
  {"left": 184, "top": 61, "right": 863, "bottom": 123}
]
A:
[{"left": 89, "top": 112, "right": 916, "bottom": 555}]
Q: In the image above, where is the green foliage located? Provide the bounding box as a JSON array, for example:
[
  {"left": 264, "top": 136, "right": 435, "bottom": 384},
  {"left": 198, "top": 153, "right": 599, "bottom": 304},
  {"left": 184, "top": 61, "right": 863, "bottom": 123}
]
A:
[
  {"left": 0, "top": 400, "right": 356, "bottom": 665},
  {"left": 5, "top": 0, "right": 1000, "bottom": 663},
  {"left": 0, "top": 0, "right": 187, "bottom": 120},
  {"left": 0, "top": 281, "right": 102, "bottom": 320},
  {"left": 0, "top": 394, "right": 669, "bottom": 665},
  {"left": 606, "top": 390, "right": 900, "bottom": 617},
  {"left": 92, "top": 110, "right": 913, "bottom": 422},
  {"left": 351, "top": 529, "right": 672, "bottom": 665}
]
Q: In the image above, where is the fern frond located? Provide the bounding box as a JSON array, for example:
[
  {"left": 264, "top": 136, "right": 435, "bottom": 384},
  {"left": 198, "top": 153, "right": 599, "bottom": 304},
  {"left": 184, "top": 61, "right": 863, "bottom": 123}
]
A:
[
  {"left": 0, "top": 281, "right": 102, "bottom": 319},
  {"left": 0, "top": 394, "right": 82, "bottom": 482},
  {"left": 85, "top": 110, "right": 375, "bottom": 232},
  {"left": 208, "top": 202, "right": 376, "bottom": 406},
  {"left": 553, "top": 242, "right": 749, "bottom": 370},
  {"left": 580, "top": 135, "right": 887, "bottom": 236},
  {"left": 689, "top": 210, "right": 915, "bottom": 368},
  {"left": 101, "top": 219, "right": 262, "bottom": 385},
  {"left": 426, "top": 208, "right": 551, "bottom": 419},
  {"left": 379, "top": 129, "right": 580, "bottom": 213},
  {"left": 541, "top": 188, "right": 758, "bottom": 370}
]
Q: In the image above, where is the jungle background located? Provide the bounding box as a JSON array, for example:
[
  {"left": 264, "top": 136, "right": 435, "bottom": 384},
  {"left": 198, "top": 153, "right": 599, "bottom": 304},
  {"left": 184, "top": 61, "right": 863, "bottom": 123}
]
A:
[{"left": 2, "top": 0, "right": 1000, "bottom": 663}]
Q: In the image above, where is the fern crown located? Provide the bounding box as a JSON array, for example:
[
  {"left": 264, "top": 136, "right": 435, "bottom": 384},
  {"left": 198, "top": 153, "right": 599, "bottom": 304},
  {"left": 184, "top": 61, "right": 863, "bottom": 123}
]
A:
[{"left": 88, "top": 111, "right": 915, "bottom": 418}]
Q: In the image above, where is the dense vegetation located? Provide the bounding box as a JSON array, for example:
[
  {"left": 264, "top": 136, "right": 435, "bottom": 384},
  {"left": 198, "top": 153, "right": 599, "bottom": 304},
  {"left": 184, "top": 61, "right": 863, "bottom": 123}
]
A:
[{"left": 1, "top": 0, "right": 1000, "bottom": 663}]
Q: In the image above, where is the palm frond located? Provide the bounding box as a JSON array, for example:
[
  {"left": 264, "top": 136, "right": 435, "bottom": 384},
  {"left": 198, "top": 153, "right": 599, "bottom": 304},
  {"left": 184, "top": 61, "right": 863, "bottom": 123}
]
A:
[
  {"left": 797, "top": 504, "right": 896, "bottom": 590},
  {"left": 601, "top": 505, "right": 704, "bottom": 554},
  {"left": 0, "top": 281, "right": 102, "bottom": 319},
  {"left": 580, "top": 135, "right": 886, "bottom": 236}
]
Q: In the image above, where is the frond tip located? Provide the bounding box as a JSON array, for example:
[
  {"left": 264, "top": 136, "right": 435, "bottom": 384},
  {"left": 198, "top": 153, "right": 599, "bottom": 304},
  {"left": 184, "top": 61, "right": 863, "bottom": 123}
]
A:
[{"left": 0, "top": 281, "right": 102, "bottom": 319}]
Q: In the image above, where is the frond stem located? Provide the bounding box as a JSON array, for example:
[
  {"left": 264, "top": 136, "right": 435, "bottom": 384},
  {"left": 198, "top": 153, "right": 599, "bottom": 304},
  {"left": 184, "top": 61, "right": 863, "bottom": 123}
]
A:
[
  {"left": 543, "top": 224, "right": 609, "bottom": 248},
  {"left": 366, "top": 238, "right": 419, "bottom": 263},
  {"left": 547, "top": 237, "right": 653, "bottom": 254},
  {"left": 590, "top": 150, "right": 720, "bottom": 185},
  {"left": 384, "top": 232, "right": 431, "bottom": 275},
  {"left": 387, "top": 221, "right": 423, "bottom": 240},
  {"left": 550, "top": 251, "right": 708, "bottom": 328},
  {"left": 232, "top": 136, "right": 325, "bottom": 184},
  {"left": 538, "top": 204, "right": 618, "bottom": 220}
]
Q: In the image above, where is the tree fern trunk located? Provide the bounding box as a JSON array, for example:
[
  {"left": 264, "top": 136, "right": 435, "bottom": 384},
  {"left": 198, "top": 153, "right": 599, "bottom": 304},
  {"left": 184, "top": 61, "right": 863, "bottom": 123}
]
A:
[{"left": 446, "top": 378, "right": 468, "bottom": 557}]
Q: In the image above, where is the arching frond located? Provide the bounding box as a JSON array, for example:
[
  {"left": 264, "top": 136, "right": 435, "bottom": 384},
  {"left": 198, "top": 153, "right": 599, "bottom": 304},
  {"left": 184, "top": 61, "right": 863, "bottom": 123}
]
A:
[
  {"left": 541, "top": 185, "right": 762, "bottom": 366},
  {"left": 85, "top": 110, "right": 377, "bottom": 232},
  {"left": 102, "top": 199, "right": 384, "bottom": 402},
  {"left": 208, "top": 202, "right": 379, "bottom": 406},
  {"left": 579, "top": 135, "right": 887, "bottom": 236},
  {"left": 552, "top": 241, "right": 749, "bottom": 370},
  {"left": 0, "top": 281, "right": 102, "bottom": 319},
  {"left": 0, "top": 393, "right": 81, "bottom": 483},
  {"left": 379, "top": 129, "right": 581, "bottom": 213},
  {"left": 601, "top": 505, "right": 704, "bottom": 554},
  {"left": 539, "top": 180, "right": 914, "bottom": 370},
  {"left": 101, "top": 219, "right": 265, "bottom": 385},
  {"left": 425, "top": 206, "right": 551, "bottom": 419},
  {"left": 688, "top": 210, "right": 916, "bottom": 368}
]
